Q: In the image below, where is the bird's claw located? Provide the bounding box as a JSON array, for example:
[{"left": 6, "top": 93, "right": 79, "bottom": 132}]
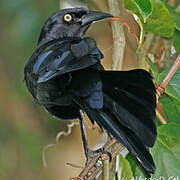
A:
[{"left": 85, "top": 147, "right": 112, "bottom": 165}]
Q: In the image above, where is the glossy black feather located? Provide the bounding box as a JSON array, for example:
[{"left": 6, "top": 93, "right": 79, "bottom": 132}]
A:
[
  {"left": 99, "top": 70, "right": 157, "bottom": 147},
  {"left": 70, "top": 69, "right": 156, "bottom": 175},
  {"left": 24, "top": 8, "right": 157, "bottom": 176}
]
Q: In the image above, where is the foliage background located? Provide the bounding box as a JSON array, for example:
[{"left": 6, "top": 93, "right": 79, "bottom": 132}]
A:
[{"left": 0, "top": 0, "right": 179, "bottom": 179}]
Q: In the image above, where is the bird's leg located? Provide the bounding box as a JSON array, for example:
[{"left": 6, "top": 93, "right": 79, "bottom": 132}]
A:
[
  {"left": 79, "top": 110, "right": 112, "bottom": 165},
  {"left": 79, "top": 110, "right": 100, "bottom": 164},
  {"left": 79, "top": 110, "right": 91, "bottom": 164}
]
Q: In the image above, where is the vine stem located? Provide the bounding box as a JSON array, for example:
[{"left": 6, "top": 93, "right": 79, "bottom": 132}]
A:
[
  {"left": 156, "top": 54, "right": 180, "bottom": 100},
  {"left": 138, "top": 33, "right": 154, "bottom": 69},
  {"left": 156, "top": 110, "right": 167, "bottom": 125}
]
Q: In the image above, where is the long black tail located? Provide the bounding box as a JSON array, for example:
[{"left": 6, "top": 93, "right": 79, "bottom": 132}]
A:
[{"left": 72, "top": 69, "right": 157, "bottom": 175}]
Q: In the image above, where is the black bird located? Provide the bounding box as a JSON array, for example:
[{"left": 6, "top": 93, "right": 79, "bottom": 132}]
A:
[{"left": 24, "top": 8, "right": 157, "bottom": 176}]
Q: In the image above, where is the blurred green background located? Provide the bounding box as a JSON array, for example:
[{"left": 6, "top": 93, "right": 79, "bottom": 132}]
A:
[{"left": 0, "top": 0, "right": 142, "bottom": 179}]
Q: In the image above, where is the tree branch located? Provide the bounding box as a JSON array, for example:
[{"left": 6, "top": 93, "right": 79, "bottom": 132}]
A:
[{"left": 107, "top": 0, "right": 126, "bottom": 70}]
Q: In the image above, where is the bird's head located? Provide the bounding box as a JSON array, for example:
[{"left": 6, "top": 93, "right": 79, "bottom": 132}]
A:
[{"left": 38, "top": 8, "right": 112, "bottom": 46}]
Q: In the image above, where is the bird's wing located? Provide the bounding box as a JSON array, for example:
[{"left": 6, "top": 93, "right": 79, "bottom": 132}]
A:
[
  {"left": 69, "top": 69, "right": 104, "bottom": 109},
  {"left": 29, "top": 37, "right": 103, "bottom": 83}
]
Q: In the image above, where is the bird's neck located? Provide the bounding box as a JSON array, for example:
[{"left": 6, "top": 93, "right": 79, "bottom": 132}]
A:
[
  {"left": 37, "top": 26, "right": 85, "bottom": 47},
  {"left": 37, "top": 27, "right": 62, "bottom": 47},
  {"left": 37, "top": 35, "right": 83, "bottom": 48},
  {"left": 37, "top": 37, "right": 53, "bottom": 47}
]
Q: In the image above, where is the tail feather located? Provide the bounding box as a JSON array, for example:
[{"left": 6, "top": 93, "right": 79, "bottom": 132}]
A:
[
  {"left": 104, "top": 94, "right": 156, "bottom": 148},
  {"left": 99, "top": 69, "right": 157, "bottom": 147},
  {"left": 99, "top": 69, "right": 156, "bottom": 108},
  {"left": 72, "top": 95, "right": 155, "bottom": 175}
]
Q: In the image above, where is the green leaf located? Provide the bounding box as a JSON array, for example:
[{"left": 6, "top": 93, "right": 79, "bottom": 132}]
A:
[
  {"left": 133, "top": 0, "right": 152, "bottom": 23},
  {"left": 117, "top": 155, "right": 133, "bottom": 179},
  {"left": 126, "top": 154, "right": 147, "bottom": 178},
  {"left": 147, "top": 57, "right": 159, "bottom": 82},
  {"left": 158, "top": 67, "right": 180, "bottom": 102},
  {"left": 159, "top": 96, "right": 180, "bottom": 123},
  {"left": 122, "top": 0, "right": 152, "bottom": 23},
  {"left": 122, "top": 0, "right": 146, "bottom": 23},
  {"left": 165, "top": 3, "right": 180, "bottom": 31},
  {"left": 145, "top": 0, "right": 175, "bottom": 37},
  {"left": 173, "top": 30, "right": 180, "bottom": 53},
  {"left": 122, "top": 0, "right": 175, "bottom": 37},
  {"left": 150, "top": 123, "right": 180, "bottom": 177},
  {"left": 122, "top": 0, "right": 138, "bottom": 12},
  {"left": 174, "top": 99, "right": 180, "bottom": 113}
]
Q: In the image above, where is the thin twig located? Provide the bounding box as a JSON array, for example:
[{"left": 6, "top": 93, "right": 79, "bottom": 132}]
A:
[
  {"left": 109, "top": 158, "right": 117, "bottom": 180},
  {"left": 156, "top": 54, "right": 180, "bottom": 99},
  {"left": 109, "top": 139, "right": 120, "bottom": 180},
  {"left": 156, "top": 110, "right": 167, "bottom": 125},
  {"left": 102, "top": 158, "right": 110, "bottom": 180},
  {"left": 56, "top": 121, "right": 79, "bottom": 143},
  {"left": 42, "top": 121, "right": 79, "bottom": 168},
  {"left": 67, "top": 163, "right": 84, "bottom": 169}
]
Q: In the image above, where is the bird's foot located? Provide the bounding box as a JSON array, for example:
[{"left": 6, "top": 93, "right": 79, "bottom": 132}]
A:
[{"left": 85, "top": 147, "right": 112, "bottom": 165}]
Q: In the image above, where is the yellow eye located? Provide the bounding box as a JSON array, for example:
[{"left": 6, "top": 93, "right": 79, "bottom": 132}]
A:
[{"left": 64, "top": 14, "right": 72, "bottom": 22}]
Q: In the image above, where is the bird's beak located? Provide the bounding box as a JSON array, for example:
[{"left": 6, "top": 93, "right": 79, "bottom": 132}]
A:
[{"left": 79, "top": 10, "right": 113, "bottom": 26}]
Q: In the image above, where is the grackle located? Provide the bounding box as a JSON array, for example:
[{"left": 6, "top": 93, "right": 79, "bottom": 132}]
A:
[{"left": 24, "top": 8, "right": 157, "bottom": 176}]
